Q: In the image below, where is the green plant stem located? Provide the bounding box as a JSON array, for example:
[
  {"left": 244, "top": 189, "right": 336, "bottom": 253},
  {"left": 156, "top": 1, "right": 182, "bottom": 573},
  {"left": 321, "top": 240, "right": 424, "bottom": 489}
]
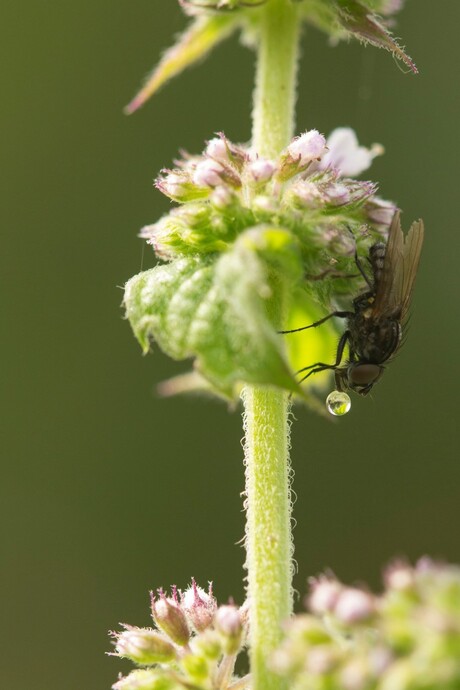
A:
[
  {"left": 242, "top": 285, "right": 293, "bottom": 690},
  {"left": 242, "top": 280, "right": 293, "bottom": 690},
  {"left": 244, "top": 3, "right": 300, "bottom": 690},
  {"left": 251, "top": 0, "right": 300, "bottom": 157},
  {"left": 242, "top": 382, "right": 292, "bottom": 690}
]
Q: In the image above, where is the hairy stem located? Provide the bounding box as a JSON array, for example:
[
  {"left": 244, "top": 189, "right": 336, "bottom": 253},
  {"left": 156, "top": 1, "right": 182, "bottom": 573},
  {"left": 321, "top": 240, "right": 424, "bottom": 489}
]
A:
[
  {"left": 244, "top": 3, "right": 300, "bottom": 689},
  {"left": 243, "top": 382, "right": 292, "bottom": 690},
  {"left": 252, "top": 0, "right": 300, "bottom": 157}
]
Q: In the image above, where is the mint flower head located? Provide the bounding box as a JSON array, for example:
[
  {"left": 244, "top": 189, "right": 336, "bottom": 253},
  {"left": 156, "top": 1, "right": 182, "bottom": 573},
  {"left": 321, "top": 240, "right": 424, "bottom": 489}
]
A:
[
  {"left": 272, "top": 560, "right": 460, "bottom": 690},
  {"left": 124, "top": 128, "right": 396, "bottom": 406},
  {"left": 110, "top": 580, "right": 249, "bottom": 690}
]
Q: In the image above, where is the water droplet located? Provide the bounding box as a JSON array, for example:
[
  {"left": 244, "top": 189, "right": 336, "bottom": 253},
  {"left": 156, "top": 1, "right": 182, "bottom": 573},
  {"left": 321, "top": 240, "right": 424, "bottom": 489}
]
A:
[{"left": 326, "top": 391, "right": 351, "bottom": 417}]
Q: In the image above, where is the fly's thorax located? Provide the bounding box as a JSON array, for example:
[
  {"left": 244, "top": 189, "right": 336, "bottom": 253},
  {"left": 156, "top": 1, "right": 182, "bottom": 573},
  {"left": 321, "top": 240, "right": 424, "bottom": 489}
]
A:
[
  {"left": 352, "top": 291, "right": 375, "bottom": 312},
  {"left": 348, "top": 313, "right": 402, "bottom": 363}
]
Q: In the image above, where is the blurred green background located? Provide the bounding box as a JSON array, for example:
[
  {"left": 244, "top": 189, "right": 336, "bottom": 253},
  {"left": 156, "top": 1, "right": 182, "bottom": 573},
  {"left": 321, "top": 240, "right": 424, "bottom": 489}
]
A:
[{"left": 1, "top": 2, "right": 459, "bottom": 688}]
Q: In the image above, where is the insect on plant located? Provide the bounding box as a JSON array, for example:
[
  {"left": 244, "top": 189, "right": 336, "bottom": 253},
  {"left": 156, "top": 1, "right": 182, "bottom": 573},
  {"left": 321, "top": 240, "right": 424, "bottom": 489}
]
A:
[{"left": 280, "top": 212, "right": 424, "bottom": 396}]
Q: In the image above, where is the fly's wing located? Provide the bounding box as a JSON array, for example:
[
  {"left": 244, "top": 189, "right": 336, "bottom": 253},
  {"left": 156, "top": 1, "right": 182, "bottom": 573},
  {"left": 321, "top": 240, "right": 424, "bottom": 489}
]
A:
[
  {"left": 372, "top": 212, "right": 424, "bottom": 321},
  {"left": 399, "top": 218, "right": 424, "bottom": 320},
  {"left": 371, "top": 211, "right": 404, "bottom": 317}
]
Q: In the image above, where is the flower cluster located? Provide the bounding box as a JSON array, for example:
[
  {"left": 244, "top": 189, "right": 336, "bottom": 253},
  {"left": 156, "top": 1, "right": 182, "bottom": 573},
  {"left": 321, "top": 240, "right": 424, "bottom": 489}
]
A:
[
  {"left": 143, "top": 128, "right": 391, "bottom": 263},
  {"left": 110, "top": 580, "right": 249, "bottom": 690},
  {"left": 124, "top": 128, "right": 396, "bottom": 403},
  {"left": 272, "top": 559, "right": 460, "bottom": 690}
]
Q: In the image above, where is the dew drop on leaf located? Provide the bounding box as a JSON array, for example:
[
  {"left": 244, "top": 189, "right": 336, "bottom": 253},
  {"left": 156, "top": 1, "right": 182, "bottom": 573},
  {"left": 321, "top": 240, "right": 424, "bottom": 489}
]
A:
[{"left": 326, "top": 390, "right": 351, "bottom": 417}]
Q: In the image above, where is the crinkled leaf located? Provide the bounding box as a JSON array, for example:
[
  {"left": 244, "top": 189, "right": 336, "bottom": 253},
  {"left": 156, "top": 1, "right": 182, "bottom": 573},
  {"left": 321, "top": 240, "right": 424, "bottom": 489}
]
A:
[
  {"left": 124, "top": 227, "right": 304, "bottom": 397},
  {"left": 125, "top": 15, "right": 240, "bottom": 114}
]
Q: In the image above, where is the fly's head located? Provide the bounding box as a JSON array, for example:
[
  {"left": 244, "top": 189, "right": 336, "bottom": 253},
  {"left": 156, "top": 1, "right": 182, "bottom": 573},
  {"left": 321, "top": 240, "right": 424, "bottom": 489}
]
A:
[{"left": 337, "top": 362, "right": 384, "bottom": 396}]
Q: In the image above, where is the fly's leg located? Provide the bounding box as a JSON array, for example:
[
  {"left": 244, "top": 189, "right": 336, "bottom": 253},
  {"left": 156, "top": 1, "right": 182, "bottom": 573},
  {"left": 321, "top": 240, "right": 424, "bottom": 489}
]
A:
[
  {"left": 296, "top": 331, "right": 350, "bottom": 385},
  {"left": 279, "top": 311, "right": 352, "bottom": 335},
  {"left": 346, "top": 226, "right": 374, "bottom": 289},
  {"left": 305, "top": 269, "right": 359, "bottom": 281},
  {"left": 334, "top": 368, "right": 348, "bottom": 392},
  {"left": 355, "top": 253, "right": 373, "bottom": 289}
]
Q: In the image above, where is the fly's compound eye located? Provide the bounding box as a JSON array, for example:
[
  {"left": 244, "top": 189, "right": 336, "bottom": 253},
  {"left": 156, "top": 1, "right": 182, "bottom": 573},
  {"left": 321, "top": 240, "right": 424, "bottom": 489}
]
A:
[{"left": 348, "top": 363, "right": 382, "bottom": 394}]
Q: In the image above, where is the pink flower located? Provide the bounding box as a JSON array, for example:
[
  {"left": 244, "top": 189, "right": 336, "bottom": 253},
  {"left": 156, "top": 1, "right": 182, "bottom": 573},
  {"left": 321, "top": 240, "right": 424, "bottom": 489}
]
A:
[
  {"left": 193, "top": 159, "right": 224, "bottom": 187},
  {"left": 248, "top": 158, "right": 276, "bottom": 183},
  {"left": 287, "top": 129, "right": 327, "bottom": 165}
]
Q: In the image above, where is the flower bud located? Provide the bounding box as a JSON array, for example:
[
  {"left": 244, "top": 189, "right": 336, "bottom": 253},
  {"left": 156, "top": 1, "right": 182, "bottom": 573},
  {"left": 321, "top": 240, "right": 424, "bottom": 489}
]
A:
[
  {"left": 157, "top": 173, "right": 189, "bottom": 199},
  {"left": 248, "top": 158, "right": 276, "bottom": 183},
  {"left": 345, "top": 179, "right": 377, "bottom": 205},
  {"left": 365, "top": 198, "right": 397, "bottom": 227},
  {"left": 214, "top": 605, "right": 244, "bottom": 654},
  {"left": 369, "top": 646, "right": 393, "bottom": 676},
  {"left": 333, "top": 588, "right": 375, "bottom": 624},
  {"left": 340, "top": 659, "right": 369, "bottom": 690},
  {"left": 151, "top": 589, "right": 190, "bottom": 646},
  {"left": 384, "top": 562, "right": 415, "bottom": 592},
  {"left": 112, "top": 669, "right": 178, "bottom": 690},
  {"left": 155, "top": 171, "right": 209, "bottom": 203},
  {"left": 252, "top": 194, "right": 278, "bottom": 215},
  {"left": 324, "top": 182, "right": 351, "bottom": 206},
  {"left": 210, "top": 186, "right": 233, "bottom": 209},
  {"left": 207, "top": 133, "right": 247, "bottom": 170},
  {"left": 306, "top": 646, "right": 338, "bottom": 675},
  {"left": 277, "top": 130, "right": 326, "bottom": 181},
  {"left": 114, "top": 627, "right": 176, "bottom": 665},
  {"left": 415, "top": 556, "right": 441, "bottom": 575},
  {"left": 193, "top": 159, "right": 225, "bottom": 188},
  {"left": 287, "top": 130, "right": 327, "bottom": 166},
  {"left": 181, "top": 580, "right": 217, "bottom": 632},
  {"left": 284, "top": 613, "right": 331, "bottom": 644},
  {"left": 190, "top": 630, "right": 222, "bottom": 660},
  {"left": 308, "top": 577, "right": 343, "bottom": 615},
  {"left": 206, "top": 136, "right": 230, "bottom": 162},
  {"left": 180, "top": 653, "right": 209, "bottom": 683},
  {"left": 289, "top": 181, "right": 323, "bottom": 208}
]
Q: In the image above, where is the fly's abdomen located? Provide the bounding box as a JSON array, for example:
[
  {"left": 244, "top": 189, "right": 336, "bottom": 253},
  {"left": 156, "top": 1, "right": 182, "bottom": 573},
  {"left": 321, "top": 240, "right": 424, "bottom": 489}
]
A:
[{"left": 369, "top": 242, "right": 386, "bottom": 285}]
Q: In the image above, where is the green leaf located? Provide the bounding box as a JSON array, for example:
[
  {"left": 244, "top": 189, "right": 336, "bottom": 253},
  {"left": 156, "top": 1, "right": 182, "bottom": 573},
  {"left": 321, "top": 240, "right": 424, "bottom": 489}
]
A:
[
  {"left": 124, "top": 227, "right": 304, "bottom": 397},
  {"left": 124, "top": 15, "right": 240, "bottom": 114}
]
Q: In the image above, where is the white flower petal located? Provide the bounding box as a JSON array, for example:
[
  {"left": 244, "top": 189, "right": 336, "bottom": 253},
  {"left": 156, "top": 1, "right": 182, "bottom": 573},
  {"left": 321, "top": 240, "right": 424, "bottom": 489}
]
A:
[{"left": 322, "top": 127, "right": 383, "bottom": 177}]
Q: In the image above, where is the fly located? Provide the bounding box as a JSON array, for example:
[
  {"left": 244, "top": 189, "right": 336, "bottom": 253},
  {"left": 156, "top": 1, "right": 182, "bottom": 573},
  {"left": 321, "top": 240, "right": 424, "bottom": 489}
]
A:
[{"left": 280, "top": 212, "right": 424, "bottom": 396}]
